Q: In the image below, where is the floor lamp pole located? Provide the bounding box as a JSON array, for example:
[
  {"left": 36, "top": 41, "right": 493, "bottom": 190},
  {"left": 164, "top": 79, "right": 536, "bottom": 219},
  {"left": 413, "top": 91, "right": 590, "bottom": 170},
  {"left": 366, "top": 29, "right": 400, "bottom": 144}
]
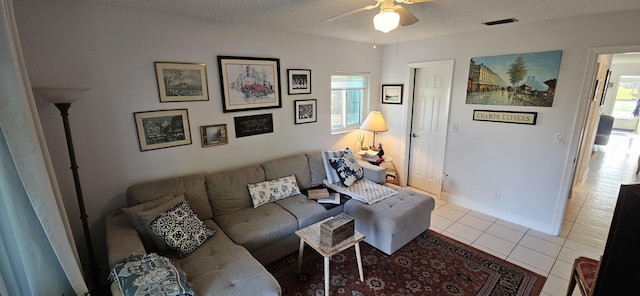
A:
[{"left": 54, "top": 103, "right": 99, "bottom": 289}]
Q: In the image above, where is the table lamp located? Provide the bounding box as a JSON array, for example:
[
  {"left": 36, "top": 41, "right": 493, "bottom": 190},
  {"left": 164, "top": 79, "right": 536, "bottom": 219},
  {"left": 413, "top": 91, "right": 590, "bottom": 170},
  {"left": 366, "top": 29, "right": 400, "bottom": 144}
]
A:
[{"left": 360, "top": 110, "right": 388, "bottom": 150}]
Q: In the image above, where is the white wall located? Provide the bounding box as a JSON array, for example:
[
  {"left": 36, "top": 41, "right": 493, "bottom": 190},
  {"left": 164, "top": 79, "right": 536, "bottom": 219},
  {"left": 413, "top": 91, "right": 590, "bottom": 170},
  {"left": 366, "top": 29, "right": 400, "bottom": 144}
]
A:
[
  {"left": 379, "top": 10, "right": 640, "bottom": 235},
  {"left": 14, "top": 0, "right": 382, "bottom": 272}
]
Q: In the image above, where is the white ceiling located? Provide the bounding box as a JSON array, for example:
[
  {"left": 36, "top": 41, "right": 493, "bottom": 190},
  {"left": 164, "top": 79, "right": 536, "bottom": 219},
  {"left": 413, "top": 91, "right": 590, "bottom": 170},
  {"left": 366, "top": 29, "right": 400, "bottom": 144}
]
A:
[{"left": 88, "top": 0, "right": 640, "bottom": 45}]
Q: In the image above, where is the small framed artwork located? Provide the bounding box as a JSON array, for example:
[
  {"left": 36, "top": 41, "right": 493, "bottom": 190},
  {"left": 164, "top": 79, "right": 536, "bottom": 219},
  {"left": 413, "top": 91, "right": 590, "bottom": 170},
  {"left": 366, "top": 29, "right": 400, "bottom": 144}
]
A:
[
  {"left": 287, "top": 69, "right": 311, "bottom": 95},
  {"left": 294, "top": 99, "right": 317, "bottom": 124},
  {"left": 234, "top": 113, "right": 274, "bottom": 138},
  {"left": 382, "top": 84, "right": 403, "bottom": 104},
  {"left": 155, "top": 62, "right": 209, "bottom": 102},
  {"left": 200, "top": 124, "right": 228, "bottom": 147},
  {"left": 218, "top": 56, "right": 282, "bottom": 112},
  {"left": 134, "top": 109, "right": 192, "bottom": 151}
]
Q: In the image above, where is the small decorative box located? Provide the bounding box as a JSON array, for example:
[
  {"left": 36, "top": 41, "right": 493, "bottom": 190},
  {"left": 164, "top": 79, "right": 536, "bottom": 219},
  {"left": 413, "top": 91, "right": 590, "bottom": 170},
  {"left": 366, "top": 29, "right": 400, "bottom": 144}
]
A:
[{"left": 320, "top": 213, "right": 355, "bottom": 247}]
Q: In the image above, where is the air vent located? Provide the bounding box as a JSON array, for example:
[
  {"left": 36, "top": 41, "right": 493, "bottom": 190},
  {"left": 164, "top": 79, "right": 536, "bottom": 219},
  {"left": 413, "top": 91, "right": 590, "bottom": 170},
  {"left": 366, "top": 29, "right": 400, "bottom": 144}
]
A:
[{"left": 483, "top": 18, "right": 519, "bottom": 26}]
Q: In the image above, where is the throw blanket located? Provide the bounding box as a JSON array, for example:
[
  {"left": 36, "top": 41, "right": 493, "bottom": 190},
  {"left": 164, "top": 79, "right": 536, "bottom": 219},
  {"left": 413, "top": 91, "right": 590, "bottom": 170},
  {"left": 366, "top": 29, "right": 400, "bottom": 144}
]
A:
[
  {"left": 324, "top": 178, "right": 397, "bottom": 205},
  {"left": 110, "top": 253, "right": 194, "bottom": 296}
]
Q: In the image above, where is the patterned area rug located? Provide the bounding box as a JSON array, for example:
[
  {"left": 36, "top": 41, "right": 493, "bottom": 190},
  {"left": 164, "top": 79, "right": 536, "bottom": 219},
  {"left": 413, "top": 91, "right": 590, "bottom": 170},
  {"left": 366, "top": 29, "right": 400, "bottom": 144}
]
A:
[{"left": 266, "top": 230, "right": 545, "bottom": 296}]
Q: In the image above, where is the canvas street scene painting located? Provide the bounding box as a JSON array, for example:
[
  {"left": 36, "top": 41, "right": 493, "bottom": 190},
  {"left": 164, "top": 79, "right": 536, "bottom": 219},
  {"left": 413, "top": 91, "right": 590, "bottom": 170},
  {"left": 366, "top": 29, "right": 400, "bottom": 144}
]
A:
[{"left": 466, "top": 50, "right": 562, "bottom": 107}]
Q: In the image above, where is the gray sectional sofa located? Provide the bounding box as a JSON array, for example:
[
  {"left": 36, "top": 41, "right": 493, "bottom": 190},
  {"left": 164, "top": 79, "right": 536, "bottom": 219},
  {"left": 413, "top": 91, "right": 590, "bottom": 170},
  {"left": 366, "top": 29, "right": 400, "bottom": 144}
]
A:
[{"left": 105, "top": 151, "right": 435, "bottom": 296}]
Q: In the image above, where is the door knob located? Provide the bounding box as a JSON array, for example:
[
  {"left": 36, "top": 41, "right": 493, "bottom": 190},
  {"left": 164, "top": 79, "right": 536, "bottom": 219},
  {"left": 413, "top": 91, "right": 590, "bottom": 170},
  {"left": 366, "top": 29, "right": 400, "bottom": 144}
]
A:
[{"left": 411, "top": 133, "right": 419, "bottom": 138}]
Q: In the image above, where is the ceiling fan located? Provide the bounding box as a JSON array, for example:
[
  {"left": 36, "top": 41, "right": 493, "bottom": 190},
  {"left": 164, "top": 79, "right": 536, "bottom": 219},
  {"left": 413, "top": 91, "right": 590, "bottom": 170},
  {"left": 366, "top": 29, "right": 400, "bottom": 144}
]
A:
[{"left": 323, "top": 0, "right": 434, "bottom": 33}]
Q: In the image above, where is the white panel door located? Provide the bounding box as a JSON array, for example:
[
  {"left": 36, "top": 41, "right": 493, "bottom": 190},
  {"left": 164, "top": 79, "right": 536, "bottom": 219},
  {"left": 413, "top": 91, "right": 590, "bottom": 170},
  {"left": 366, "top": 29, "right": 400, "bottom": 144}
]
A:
[{"left": 408, "top": 60, "right": 454, "bottom": 196}]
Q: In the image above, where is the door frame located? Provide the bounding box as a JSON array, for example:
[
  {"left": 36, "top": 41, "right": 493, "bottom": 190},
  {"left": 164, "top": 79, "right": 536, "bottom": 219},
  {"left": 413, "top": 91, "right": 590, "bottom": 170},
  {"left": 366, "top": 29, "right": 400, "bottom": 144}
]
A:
[{"left": 401, "top": 59, "right": 454, "bottom": 195}]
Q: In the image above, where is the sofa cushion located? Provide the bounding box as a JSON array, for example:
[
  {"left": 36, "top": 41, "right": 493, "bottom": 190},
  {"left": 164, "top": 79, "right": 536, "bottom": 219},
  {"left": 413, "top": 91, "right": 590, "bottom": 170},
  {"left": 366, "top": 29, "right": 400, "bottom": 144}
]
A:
[
  {"left": 306, "top": 152, "right": 326, "bottom": 187},
  {"left": 137, "top": 195, "right": 185, "bottom": 253},
  {"left": 329, "top": 149, "right": 363, "bottom": 186},
  {"left": 206, "top": 164, "right": 265, "bottom": 216},
  {"left": 126, "top": 174, "right": 212, "bottom": 221},
  {"left": 149, "top": 201, "right": 216, "bottom": 258},
  {"left": 247, "top": 175, "right": 301, "bottom": 208},
  {"left": 275, "top": 194, "right": 334, "bottom": 228},
  {"left": 111, "top": 253, "right": 194, "bottom": 296},
  {"left": 214, "top": 203, "right": 298, "bottom": 251},
  {"left": 176, "top": 221, "right": 281, "bottom": 296},
  {"left": 261, "top": 154, "right": 312, "bottom": 190},
  {"left": 121, "top": 193, "right": 175, "bottom": 249}
]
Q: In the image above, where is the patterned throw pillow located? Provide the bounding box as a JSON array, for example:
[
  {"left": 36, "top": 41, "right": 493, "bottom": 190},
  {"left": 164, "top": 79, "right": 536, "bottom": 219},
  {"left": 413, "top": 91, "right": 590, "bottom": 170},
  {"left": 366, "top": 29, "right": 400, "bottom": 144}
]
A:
[
  {"left": 321, "top": 149, "right": 345, "bottom": 184},
  {"left": 149, "top": 201, "right": 216, "bottom": 258},
  {"left": 329, "top": 148, "right": 364, "bottom": 186},
  {"left": 247, "top": 174, "right": 301, "bottom": 208},
  {"left": 110, "top": 253, "right": 194, "bottom": 296}
]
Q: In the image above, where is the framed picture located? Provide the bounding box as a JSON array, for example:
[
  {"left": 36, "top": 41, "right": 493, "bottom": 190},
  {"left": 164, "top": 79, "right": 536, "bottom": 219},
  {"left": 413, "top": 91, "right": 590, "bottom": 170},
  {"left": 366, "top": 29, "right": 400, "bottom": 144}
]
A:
[
  {"left": 155, "top": 62, "right": 209, "bottom": 102},
  {"left": 382, "top": 84, "right": 403, "bottom": 104},
  {"left": 234, "top": 113, "right": 274, "bottom": 138},
  {"left": 200, "top": 124, "right": 228, "bottom": 147},
  {"left": 287, "top": 69, "right": 311, "bottom": 95},
  {"left": 134, "top": 109, "right": 192, "bottom": 151},
  {"left": 217, "top": 56, "right": 281, "bottom": 112},
  {"left": 472, "top": 109, "right": 538, "bottom": 125},
  {"left": 294, "top": 99, "right": 317, "bottom": 124}
]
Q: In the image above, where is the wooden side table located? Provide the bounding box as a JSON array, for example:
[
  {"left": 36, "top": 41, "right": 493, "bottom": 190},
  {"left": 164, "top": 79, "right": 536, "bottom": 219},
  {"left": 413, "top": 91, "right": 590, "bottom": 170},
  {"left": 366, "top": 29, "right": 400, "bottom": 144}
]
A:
[{"left": 295, "top": 218, "right": 365, "bottom": 296}]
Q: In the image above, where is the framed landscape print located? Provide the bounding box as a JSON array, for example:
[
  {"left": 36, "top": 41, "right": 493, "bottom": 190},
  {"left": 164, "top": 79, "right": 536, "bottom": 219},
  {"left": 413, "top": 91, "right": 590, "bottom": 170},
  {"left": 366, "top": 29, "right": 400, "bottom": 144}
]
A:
[
  {"left": 155, "top": 62, "right": 209, "bottom": 102},
  {"left": 465, "top": 50, "right": 562, "bottom": 107},
  {"left": 294, "top": 99, "right": 317, "bottom": 124},
  {"left": 200, "top": 124, "right": 228, "bottom": 147},
  {"left": 134, "top": 109, "right": 192, "bottom": 151},
  {"left": 217, "top": 56, "right": 282, "bottom": 112},
  {"left": 382, "top": 84, "right": 403, "bottom": 104},
  {"left": 287, "top": 69, "right": 311, "bottom": 95}
]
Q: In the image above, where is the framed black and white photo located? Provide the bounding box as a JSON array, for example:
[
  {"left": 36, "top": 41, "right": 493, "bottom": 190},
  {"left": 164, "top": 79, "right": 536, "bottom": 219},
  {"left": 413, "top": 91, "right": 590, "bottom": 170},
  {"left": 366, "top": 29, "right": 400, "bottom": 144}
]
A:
[
  {"left": 382, "top": 84, "right": 403, "bottom": 104},
  {"left": 218, "top": 56, "right": 282, "bottom": 112},
  {"left": 287, "top": 69, "right": 311, "bottom": 95},
  {"left": 200, "top": 124, "right": 228, "bottom": 147},
  {"left": 155, "top": 62, "right": 209, "bottom": 102},
  {"left": 294, "top": 99, "right": 317, "bottom": 124},
  {"left": 134, "top": 109, "right": 192, "bottom": 151}
]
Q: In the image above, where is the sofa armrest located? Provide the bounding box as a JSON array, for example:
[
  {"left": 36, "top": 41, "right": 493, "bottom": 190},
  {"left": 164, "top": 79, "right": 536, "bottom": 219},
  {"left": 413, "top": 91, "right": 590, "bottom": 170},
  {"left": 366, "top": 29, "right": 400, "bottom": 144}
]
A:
[
  {"left": 105, "top": 211, "right": 146, "bottom": 269},
  {"left": 358, "top": 160, "right": 386, "bottom": 184}
]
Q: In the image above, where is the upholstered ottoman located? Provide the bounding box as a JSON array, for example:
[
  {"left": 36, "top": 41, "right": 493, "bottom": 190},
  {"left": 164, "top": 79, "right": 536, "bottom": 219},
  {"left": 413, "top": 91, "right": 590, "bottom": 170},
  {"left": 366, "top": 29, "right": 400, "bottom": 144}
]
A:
[{"left": 343, "top": 184, "right": 435, "bottom": 255}]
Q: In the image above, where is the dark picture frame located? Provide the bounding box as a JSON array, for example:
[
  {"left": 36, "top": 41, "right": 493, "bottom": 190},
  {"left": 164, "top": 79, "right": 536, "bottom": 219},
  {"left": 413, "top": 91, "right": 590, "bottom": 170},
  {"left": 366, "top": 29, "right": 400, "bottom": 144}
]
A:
[
  {"left": 287, "top": 69, "right": 311, "bottom": 95},
  {"left": 217, "top": 56, "right": 282, "bottom": 112},
  {"left": 472, "top": 109, "right": 538, "bottom": 125},
  {"left": 200, "top": 124, "right": 228, "bottom": 147},
  {"left": 600, "top": 69, "right": 612, "bottom": 106},
  {"left": 294, "top": 99, "right": 317, "bottom": 124},
  {"left": 382, "top": 84, "right": 403, "bottom": 104},
  {"left": 234, "top": 113, "right": 274, "bottom": 138},
  {"left": 155, "top": 62, "right": 209, "bottom": 102},
  {"left": 134, "top": 109, "right": 192, "bottom": 151}
]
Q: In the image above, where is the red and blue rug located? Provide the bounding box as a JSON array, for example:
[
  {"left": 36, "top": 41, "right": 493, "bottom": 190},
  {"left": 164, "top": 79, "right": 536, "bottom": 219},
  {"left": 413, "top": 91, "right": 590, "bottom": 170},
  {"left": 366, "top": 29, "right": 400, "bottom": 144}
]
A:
[{"left": 267, "top": 230, "right": 546, "bottom": 296}]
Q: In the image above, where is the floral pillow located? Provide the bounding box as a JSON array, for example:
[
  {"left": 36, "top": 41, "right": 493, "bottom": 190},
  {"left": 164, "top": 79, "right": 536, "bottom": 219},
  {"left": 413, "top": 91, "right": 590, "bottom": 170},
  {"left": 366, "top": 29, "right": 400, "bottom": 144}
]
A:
[
  {"left": 110, "top": 253, "right": 194, "bottom": 296},
  {"left": 329, "top": 149, "right": 364, "bottom": 186},
  {"left": 247, "top": 175, "right": 301, "bottom": 208},
  {"left": 149, "top": 201, "right": 216, "bottom": 258}
]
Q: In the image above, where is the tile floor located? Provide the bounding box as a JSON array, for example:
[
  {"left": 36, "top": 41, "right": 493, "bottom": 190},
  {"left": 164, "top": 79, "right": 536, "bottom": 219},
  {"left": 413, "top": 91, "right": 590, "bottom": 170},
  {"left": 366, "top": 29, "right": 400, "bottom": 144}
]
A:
[{"left": 415, "top": 131, "right": 640, "bottom": 296}]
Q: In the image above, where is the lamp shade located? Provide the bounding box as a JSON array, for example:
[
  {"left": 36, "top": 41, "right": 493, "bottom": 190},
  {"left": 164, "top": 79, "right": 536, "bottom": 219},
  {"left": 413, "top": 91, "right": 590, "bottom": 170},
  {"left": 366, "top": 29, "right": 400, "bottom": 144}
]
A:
[
  {"left": 33, "top": 87, "right": 89, "bottom": 104},
  {"left": 360, "top": 111, "right": 388, "bottom": 132},
  {"left": 373, "top": 10, "right": 400, "bottom": 33}
]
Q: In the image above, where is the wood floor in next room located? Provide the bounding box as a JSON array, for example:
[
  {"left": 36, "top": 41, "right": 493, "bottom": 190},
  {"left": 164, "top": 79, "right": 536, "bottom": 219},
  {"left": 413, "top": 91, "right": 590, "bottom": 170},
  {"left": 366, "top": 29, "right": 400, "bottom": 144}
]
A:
[{"left": 411, "top": 131, "right": 639, "bottom": 296}]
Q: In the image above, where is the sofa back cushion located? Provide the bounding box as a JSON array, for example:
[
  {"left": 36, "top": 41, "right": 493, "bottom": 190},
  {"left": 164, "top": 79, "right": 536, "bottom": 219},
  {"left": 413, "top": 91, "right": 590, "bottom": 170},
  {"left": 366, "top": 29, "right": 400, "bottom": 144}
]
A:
[
  {"left": 126, "top": 174, "right": 212, "bottom": 221},
  {"left": 261, "top": 154, "right": 312, "bottom": 190},
  {"left": 206, "top": 164, "right": 265, "bottom": 216},
  {"left": 306, "top": 151, "right": 326, "bottom": 187}
]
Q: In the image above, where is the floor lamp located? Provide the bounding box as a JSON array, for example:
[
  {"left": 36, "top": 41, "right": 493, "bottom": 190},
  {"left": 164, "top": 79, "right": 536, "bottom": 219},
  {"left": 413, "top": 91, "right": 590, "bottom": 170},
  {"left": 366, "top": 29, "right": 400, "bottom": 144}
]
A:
[{"left": 33, "top": 87, "right": 98, "bottom": 289}]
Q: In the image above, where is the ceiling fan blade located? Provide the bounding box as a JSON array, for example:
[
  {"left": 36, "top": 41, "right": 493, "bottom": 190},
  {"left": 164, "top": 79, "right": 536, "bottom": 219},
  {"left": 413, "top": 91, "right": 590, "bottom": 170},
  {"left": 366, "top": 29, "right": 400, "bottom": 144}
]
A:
[
  {"left": 322, "top": 2, "right": 380, "bottom": 22},
  {"left": 395, "top": 6, "right": 418, "bottom": 26}
]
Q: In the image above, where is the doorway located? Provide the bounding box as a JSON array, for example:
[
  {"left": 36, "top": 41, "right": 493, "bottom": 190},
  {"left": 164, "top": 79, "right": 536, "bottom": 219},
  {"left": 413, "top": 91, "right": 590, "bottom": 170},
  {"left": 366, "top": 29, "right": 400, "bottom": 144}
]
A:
[{"left": 405, "top": 60, "right": 454, "bottom": 197}]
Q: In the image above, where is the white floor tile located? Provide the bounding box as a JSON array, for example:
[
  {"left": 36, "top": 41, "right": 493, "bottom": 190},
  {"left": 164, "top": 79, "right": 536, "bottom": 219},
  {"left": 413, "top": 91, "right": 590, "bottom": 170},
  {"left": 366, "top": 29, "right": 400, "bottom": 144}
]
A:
[
  {"left": 444, "top": 222, "right": 482, "bottom": 242},
  {"left": 508, "top": 245, "right": 555, "bottom": 273},
  {"left": 519, "top": 234, "right": 563, "bottom": 258},
  {"left": 430, "top": 213, "right": 455, "bottom": 231},
  {"left": 486, "top": 223, "right": 525, "bottom": 243},
  {"left": 432, "top": 205, "right": 466, "bottom": 221},
  {"left": 457, "top": 214, "right": 494, "bottom": 232},
  {"left": 474, "top": 233, "right": 516, "bottom": 257}
]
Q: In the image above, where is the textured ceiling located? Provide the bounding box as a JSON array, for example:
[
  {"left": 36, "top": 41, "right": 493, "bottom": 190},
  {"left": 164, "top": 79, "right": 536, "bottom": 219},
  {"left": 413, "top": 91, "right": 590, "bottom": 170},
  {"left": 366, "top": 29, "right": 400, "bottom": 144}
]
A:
[{"left": 86, "top": 0, "right": 640, "bottom": 45}]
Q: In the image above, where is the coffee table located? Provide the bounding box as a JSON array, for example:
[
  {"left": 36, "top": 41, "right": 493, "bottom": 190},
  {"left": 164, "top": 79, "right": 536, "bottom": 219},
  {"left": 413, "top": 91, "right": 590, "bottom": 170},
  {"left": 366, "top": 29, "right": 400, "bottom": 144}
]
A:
[{"left": 295, "top": 218, "right": 365, "bottom": 296}]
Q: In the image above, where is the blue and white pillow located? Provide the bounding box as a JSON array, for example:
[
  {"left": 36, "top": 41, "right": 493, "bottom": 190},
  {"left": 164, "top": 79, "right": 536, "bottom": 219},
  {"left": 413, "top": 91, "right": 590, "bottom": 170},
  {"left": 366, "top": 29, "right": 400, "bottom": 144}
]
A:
[
  {"left": 247, "top": 174, "right": 301, "bottom": 208},
  {"left": 110, "top": 253, "right": 194, "bottom": 296},
  {"left": 329, "top": 148, "right": 364, "bottom": 186}
]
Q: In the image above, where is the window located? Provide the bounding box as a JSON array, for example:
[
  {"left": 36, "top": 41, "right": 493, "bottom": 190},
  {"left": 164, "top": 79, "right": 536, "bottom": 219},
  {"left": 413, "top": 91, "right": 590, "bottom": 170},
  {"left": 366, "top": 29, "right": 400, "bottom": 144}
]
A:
[
  {"left": 612, "top": 76, "right": 640, "bottom": 119},
  {"left": 331, "top": 74, "right": 369, "bottom": 133}
]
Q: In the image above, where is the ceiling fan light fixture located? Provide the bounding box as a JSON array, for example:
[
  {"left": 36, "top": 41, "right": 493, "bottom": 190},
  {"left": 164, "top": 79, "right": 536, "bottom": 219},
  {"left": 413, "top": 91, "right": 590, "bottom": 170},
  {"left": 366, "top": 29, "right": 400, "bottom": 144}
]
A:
[{"left": 373, "top": 10, "right": 400, "bottom": 33}]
